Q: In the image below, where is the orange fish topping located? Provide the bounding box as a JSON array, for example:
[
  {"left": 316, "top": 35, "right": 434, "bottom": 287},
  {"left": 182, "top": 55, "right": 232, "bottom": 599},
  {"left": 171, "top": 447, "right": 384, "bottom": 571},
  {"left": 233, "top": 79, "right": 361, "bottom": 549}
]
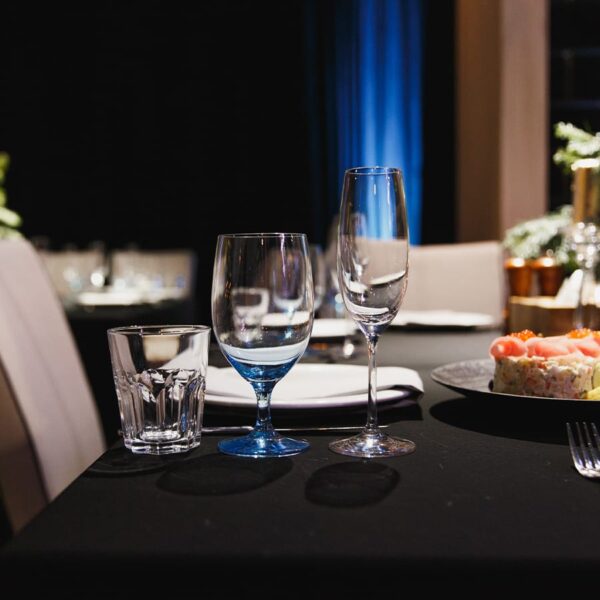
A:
[
  {"left": 567, "top": 328, "right": 594, "bottom": 338},
  {"left": 509, "top": 329, "right": 538, "bottom": 341}
]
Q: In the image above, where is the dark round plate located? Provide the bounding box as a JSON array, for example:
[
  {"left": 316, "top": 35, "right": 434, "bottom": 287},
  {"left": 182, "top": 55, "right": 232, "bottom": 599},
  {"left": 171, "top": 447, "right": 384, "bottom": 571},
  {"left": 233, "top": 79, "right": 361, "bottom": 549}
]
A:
[{"left": 430, "top": 358, "right": 600, "bottom": 403}]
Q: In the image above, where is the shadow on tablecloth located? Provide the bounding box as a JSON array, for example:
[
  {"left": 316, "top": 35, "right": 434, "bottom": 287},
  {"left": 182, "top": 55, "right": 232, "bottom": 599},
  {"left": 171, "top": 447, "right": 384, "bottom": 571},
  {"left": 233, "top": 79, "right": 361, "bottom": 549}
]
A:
[{"left": 429, "top": 395, "right": 600, "bottom": 445}]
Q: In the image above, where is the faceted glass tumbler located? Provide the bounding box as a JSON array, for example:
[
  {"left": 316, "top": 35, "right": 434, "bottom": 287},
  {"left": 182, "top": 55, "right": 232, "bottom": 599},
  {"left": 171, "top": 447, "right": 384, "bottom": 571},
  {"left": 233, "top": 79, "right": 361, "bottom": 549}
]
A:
[{"left": 107, "top": 325, "right": 210, "bottom": 455}]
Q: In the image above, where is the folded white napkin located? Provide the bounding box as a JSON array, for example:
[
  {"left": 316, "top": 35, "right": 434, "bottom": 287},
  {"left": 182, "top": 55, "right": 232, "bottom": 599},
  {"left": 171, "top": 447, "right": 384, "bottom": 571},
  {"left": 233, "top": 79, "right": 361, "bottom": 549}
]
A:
[
  {"left": 205, "top": 363, "right": 423, "bottom": 402},
  {"left": 555, "top": 269, "right": 600, "bottom": 307},
  {"left": 310, "top": 318, "right": 357, "bottom": 338}
]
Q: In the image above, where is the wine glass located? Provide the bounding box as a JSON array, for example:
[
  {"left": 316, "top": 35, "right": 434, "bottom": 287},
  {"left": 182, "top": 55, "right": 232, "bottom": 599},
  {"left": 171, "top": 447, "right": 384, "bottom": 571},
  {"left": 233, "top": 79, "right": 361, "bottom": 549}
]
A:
[
  {"left": 566, "top": 221, "right": 600, "bottom": 329},
  {"left": 329, "top": 166, "right": 416, "bottom": 458},
  {"left": 211, "top": 233, "right": 314, "bottom": 457},
  {"left": 309, "top": 244, "right": 327, "bottom": 315}
]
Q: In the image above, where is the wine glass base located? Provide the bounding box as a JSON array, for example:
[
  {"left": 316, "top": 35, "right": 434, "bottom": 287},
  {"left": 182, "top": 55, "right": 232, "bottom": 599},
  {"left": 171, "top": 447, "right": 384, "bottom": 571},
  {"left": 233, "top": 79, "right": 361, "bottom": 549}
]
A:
[
  {"left": 218, "top": 429, "right": 310, "bottom": 458},
  {"left": 328, "top": 429, "right": 415, "bottom": 458}
]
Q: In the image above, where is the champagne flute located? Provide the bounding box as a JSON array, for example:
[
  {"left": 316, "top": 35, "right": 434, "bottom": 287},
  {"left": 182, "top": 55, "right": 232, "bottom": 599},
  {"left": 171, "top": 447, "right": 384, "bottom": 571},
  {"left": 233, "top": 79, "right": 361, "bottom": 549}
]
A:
[
  {"left": 329, "top": 167, "right": 415, "bottom": 458},
  {"left": 211, "top": 233, "right": 314, "bottom": 457}
]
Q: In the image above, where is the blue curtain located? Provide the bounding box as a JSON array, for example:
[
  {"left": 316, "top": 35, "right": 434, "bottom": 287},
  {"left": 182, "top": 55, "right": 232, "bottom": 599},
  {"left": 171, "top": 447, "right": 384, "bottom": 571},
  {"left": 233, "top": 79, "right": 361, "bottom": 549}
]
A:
[{"left": 307, "top": 0, "right": 423, "bottom": 244}]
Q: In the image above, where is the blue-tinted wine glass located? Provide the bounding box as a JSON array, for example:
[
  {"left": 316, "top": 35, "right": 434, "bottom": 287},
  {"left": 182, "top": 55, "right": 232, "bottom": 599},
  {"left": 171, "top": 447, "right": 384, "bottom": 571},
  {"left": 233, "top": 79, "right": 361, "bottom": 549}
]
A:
[{"left": 211, "top": 233, "right": 314, "bottom": 457}]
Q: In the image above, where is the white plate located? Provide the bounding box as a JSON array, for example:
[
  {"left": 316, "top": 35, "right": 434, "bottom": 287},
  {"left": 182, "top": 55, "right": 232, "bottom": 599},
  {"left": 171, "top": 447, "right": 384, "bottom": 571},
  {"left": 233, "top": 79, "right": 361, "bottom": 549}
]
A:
[
  {"left": 391, "top": 310, "right": 497, "bottom": 329},
  {"left": 261, "top": 312, "right": 312, "bottom": 327},
  {"left": 76, "top": 290, "right": 145, "bottom": 306},
  {"left": 76, "top": 287, "right": 185, "bottom": 307},
  {"left": 205, "top": 363, "right": 423, "bottom": 410},
  {"left": 311, "top": 318, "right": 357, "bottom": 339}
]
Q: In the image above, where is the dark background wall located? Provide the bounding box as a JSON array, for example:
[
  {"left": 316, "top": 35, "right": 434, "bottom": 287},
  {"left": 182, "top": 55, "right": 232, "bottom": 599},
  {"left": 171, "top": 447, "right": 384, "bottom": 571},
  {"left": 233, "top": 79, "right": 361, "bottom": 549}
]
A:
[
  {"left": 421, "top": 0, "right": 455, "bottom": 244},
  {"left": 549, "top": 0, "right": 600, "bottom": 210},
  {"left": 0, "top": 0, "right": 455, "bottom": 444},
  {"left": 1, "top": 1, "right": 317, "bottom": 321},
  {"left": 1, "top": 0, "right": 456, "bottom": 324}
]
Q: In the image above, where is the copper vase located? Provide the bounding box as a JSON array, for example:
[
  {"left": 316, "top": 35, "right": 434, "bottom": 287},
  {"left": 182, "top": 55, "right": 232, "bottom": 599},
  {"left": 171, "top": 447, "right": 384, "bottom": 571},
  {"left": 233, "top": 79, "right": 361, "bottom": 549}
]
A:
[
  {"left": 531, "top": 256, "right": 564, "bottom": 297},
  {"left": 505, "top": 257, "right": 533, "bottom": 297}
]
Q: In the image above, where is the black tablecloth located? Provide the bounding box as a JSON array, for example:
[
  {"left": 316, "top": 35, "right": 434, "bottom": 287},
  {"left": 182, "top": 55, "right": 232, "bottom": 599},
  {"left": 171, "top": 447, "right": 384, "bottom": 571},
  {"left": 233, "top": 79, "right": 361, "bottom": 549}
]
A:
[{"left": 3, "top": 329, "right": 600, "bottom": 592}]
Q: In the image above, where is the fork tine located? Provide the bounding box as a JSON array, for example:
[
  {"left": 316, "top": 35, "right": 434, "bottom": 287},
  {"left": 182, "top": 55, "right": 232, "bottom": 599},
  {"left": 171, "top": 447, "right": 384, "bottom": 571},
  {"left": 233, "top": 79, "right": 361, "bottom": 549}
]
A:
[
  {"left": 567, "top": 422, "right": 582, "bottom": 469},
  {"left": 582, "top": 422, "right": 598, "bottom": 470},
  {"left": 576, "top": 422, "right": 593, "bottom": 470},
  {"left": 566, "top": 422, "right": 600, "bottom": 478},
  {"left": 584, "top": 422, "right": 600, "bottom": 470},
  {"left": 591, "top": 422, "right": 600, "bottom": 448}
]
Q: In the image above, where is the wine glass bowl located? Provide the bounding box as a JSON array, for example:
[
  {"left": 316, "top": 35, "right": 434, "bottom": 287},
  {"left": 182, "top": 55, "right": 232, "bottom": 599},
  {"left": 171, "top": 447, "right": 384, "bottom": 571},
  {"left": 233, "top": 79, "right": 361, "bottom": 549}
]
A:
[
  {"left": 330, "top": 166, "right": 416, "bottom": 458},
  {"left": 271, "top": 247, "right": 306, "bottom": 320},
  {"left": 309, "top": 244, "right": 327, "bottom": 315},
  {"left": 231, "top": 287, "right": 269, "bottom": 343},
  {"left": 211, "top": 233, "right": 314, "bottom": 458}
]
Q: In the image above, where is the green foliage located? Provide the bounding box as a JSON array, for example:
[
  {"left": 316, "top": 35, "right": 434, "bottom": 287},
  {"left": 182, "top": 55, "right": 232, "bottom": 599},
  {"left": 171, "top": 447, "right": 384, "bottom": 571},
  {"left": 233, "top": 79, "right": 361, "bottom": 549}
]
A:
[
  {"left": 553, "top": 122, "right": 600, "bottom": 173},
  {"left": 503, "top": 205, "right": 577, "bottom": 273},
  {"left": 503, "top": 122, "right": 600, "bottom": 275},
  {"left": 0, "top": 152, "right": 22, "bottom": 239},
  {"left": 0, "top": 152, "right": 9, "bottom": 184}
]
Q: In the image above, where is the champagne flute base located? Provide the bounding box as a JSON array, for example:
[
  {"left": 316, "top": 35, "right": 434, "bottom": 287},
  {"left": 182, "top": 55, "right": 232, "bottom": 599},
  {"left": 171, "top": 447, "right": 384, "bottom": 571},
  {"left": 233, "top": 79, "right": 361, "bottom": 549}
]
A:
[
  {"left": 328, "top": 429, "right": 415, "bottom": 458},
  {"left": 218, "top": 429, "right": 310, "bottom": 458}
]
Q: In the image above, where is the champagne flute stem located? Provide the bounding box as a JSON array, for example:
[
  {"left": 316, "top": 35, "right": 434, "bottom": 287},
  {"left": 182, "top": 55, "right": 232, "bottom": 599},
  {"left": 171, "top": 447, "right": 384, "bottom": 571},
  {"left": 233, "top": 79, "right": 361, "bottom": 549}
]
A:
[
  {"left": 574, "top": 268, "right": 586, "bottom": 329},
  {"left": 366, "top": 334, "right": 379, "bottom": 432},
  {"left": 575, "top": 265, "right": 594, "bottom": 329}
]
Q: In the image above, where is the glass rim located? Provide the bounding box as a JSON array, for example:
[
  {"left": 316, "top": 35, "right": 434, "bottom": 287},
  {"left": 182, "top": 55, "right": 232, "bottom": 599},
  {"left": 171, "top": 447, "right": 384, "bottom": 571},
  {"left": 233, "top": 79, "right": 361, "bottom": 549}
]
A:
[
  {"left": 345, "top": 166, "right": 402, "bottom": 176},
  {"left": 107, "top": 324, "right": 211, "bottom": 336},
  {"left": 216, "top": 232, "right": 308, "bottom": 239}
]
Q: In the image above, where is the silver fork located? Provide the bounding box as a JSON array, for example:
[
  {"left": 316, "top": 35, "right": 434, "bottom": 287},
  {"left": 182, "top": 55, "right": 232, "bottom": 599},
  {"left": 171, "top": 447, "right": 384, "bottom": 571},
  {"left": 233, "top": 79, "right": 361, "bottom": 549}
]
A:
[{"left": 566, "top": 422, "right": 600, "bottom": 479}]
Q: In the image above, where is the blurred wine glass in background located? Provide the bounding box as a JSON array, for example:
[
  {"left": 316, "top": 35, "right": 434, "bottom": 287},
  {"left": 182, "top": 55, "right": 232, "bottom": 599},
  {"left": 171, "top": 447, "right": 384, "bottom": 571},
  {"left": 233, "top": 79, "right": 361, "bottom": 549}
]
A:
[
  {"left": 566, "top": 221, "right": 600, "bottom": 329},
  {"left": 310, "top": 244, "right": 327, "bottom": 316}
]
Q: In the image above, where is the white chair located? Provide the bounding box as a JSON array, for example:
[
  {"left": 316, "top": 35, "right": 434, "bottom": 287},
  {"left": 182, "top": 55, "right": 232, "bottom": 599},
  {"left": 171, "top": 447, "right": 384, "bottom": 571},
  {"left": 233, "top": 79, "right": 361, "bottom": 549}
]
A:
[
  {"left": 0, "top": 240, "right": 106, "bottom": 534},
  {"left": 401, "top": 241, "right": 506, "bottom": 323}
]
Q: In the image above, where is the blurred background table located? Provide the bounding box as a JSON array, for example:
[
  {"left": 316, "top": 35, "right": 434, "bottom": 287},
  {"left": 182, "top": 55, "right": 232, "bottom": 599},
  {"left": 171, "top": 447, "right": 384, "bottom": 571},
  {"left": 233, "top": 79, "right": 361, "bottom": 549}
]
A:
[{"left": 35, "top": 246, "right": 199, "bottom": 444}]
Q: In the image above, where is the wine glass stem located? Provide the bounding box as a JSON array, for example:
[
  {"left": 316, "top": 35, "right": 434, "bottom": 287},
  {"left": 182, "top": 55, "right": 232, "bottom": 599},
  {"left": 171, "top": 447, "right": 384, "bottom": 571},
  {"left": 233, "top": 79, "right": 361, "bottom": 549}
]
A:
[
  {"left": 575, "top": 264, "right": 594, "bottom": 329},
  {"left": 254, "top": 386, "right": 274, "bottom": 433},
  {"left": 366, "top": 335, "right": 379, "bottom": 432},
  {"left": 575, "top": 268, "right": 587, "bottom": 329}
]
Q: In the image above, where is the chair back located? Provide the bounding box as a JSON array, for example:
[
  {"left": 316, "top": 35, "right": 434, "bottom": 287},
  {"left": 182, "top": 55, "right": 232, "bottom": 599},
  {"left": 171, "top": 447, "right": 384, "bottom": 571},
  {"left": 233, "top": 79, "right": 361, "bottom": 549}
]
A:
[
  {"left": 402, "top": 241, "right": 506, "bottom": 322},
  {"left": 0, "top": 240, "right": 106, "bottom": 533}
]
